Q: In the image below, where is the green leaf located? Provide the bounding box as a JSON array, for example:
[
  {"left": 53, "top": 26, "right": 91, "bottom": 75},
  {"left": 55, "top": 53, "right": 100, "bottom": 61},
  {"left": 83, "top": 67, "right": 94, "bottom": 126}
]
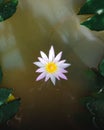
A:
[
  {"left": 0, "top": 98, "right": 21, "bottom": 123},
  {"left": 0, "top": 0, "right": 3, "bottom": 4},
  {"left": 83, "top": 88, "right": 104, "bottom": 128},
  {"left": 0, "top": 66, "right": 3, "bottom": 83},
  {"left": 81, "top": 13, "right": 104, "bottom": 31},
  {"left": 78, "top": 0, "right": 104, "bottom": 15},
  {"left": 0, "top": 0, "right": 18, "bottom": 22},
  {"left": 0, "top": 88, "right": 13, "bottom": 106},
  {"left": 78, "top": 0, "right": 104, "bottom": 31},
  {"left": 86, "top": 99, "right": 104, "bottom": 128},
  {"left": 80, "top": 96, "right": 94, "bottom": 106},
  {"left": 85, "top": 68, "right": 104, "bottom": 92},
  {"left": 85, "top": 69, "right": 96, "bottom": 80},
  {"left": 98, "top": 59, "right": 104, "bottom": 77}
]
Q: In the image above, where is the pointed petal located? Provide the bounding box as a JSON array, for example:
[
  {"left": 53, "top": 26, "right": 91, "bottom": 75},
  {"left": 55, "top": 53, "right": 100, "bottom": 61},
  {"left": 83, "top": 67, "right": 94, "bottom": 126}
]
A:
[
  {"left": 50, "top": 75, "right": 56, "bottom": 85},
  {"left": 54, "top": 51, "right": 62, "bottom": 62},
  {"left": 54, "top": 74, "right": 60, "bottom": 80},
  {"left": 38, "top": 57, "right": 46, "bottom": 64},
  {"left": 36, "top": 72, "right": 46, "bottom": 81},
  {"left": 59, "top": 73, "right": 67, "bottom": 80},
  {"left": 60, "top": 63, "right": 71, "bottom": 68},
  {"left": 45, "top": 74, "right": 50, "bottom": 82},
  {"left": 49, "top": 46, "right": 55, "bottom": 61},
  {"left": 33, "top": 62, "right": 43, "bottom": 67},
  {"left": 58, "top": 68, "right": 68, "bottom": 73},
  {"left": 57, "top": 60, "right": 66, "bottom": 65},
  {"left": 40, "top": 51, "right": 48, "bottom": 61},
  {"left": 36, "top": 68, "right": 44, "bottom": 73}
]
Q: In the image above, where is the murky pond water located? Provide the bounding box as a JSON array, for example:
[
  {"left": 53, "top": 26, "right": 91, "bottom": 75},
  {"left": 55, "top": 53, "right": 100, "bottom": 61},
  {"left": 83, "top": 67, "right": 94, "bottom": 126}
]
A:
[{"left": 0, "top": 0, "right": 104, "bottom": 130}]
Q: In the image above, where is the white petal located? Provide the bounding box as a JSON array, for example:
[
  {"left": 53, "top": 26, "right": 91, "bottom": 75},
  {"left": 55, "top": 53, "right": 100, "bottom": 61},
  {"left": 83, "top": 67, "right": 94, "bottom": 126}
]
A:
[
  {"left": 33, "top": 62, "right": 43, "bottom": 67},
  {"left": 50, "top": 75, "right": 56, "bottom": 85},
  {"left": 49, "top": 46, "right": 55, "bottom": 61},
  {"left": 59, "top": 73, "right": 67, "bottom": 80},
  {"left": 53, "top": 73, "right": 60, "bottom": 80},
  {"left": 58, "top": 68, "right": 68, "bottom": 73},
  {"left": 38, "top": 57, "right": 46, "bottom": 64},
  {"left": 36, "top": 68, "right": 44, "bottom": 73},
  {"left": 57, "top": 60, "right": 66, "bottom": 66},
  {"left": 40, "top": 51, "right": 48, "bottom": 61},
  {"left": 54, "top": 51, "right": 62, "bottom": 62},
  {"left": 45, "top": 74, "right": 50, "bottom": 82},
  {"left": 36, "top": 72, "right": 46, "bottom": 81},
  {"left": 60, "top": 63, "right": 71, "bottom": 68}
]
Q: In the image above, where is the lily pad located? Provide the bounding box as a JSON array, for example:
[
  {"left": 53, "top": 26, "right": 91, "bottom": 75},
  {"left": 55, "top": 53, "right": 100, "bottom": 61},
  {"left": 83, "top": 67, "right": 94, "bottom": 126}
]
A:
[
  {"left": 81, "top": 13, "right": 104, "bottom": 31},
  {"left": 98, "top": 59, "right": 104, "bottom": 77},
  {"left": 0, "top": 98, "right": 21, "bottom": 123},
  {"left": 78, "top": 0, "right": 104, "bottom": 15},
  {"left": 78, "top": 0, "right": 104, "bottom": 31},
  {"left": 0, "top": 88, "right": 13, "bottom": 106},
  {"left": 0, "top": 0, "right": 3, "bottom": 4},
  {"left": 86, "top": 98, "right": 104, "bottom": 129},
  {"left": 0, "top": 88, "right": 21, "bottom": 124},
  {"left": 0, "top": 0, "right": 18, "bottom": 21}
]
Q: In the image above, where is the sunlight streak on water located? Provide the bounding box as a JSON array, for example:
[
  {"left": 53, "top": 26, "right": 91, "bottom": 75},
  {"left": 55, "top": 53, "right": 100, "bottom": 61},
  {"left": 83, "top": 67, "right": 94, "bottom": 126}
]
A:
[
  {"left": 23, "top": 0, "right": 104, "bottom": 67},
  {"left": 0, "top": 24, "right": 25, "bottom": 69}
]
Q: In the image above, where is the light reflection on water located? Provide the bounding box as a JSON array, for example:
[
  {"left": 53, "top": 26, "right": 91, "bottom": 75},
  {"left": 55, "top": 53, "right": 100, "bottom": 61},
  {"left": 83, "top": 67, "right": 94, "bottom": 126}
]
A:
[{"left": 0, "top": 0, "right": 104, "bottom": 130}]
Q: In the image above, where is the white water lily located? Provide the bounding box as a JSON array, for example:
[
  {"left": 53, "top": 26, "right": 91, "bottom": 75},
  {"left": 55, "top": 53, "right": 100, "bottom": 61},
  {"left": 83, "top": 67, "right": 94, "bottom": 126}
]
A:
[{"left": 33, "top": 46, "right": 71, "bottom": 85}]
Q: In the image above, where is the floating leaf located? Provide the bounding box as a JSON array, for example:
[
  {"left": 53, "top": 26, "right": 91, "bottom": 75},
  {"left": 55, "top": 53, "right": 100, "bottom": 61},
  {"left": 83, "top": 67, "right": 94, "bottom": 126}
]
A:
[
  {"left": 78, "top": 0, "right": 104, "bottom": 31},
  {"left": 98, "top": 59, "right": 104, "bottom": 77},
  {"left": 0, "top": 0, "right": 18, "bottom": 22},
  {"left": 0, "top": 88, "right": 21, "bottom": 124},
  {"left": 85, "top": 69, "right": 96, "bottom": 80},
  {"left": 0, "top": 98, "right": 21, "bottom": 123},
  {"left": 0, "top": 88, "right": 13, "bottom": 106},
  {"left": 81, "top": 13, "right": 104, "bottom": 31},
  {"left": 85, "top": 68, "right": 104, "bottom": 93},
  {"left": 78, "top": 0, "right": 104, "bottom": 15},
  {"left": 87, "top": 99, "right": 104, "bottom": 129},
  {"left": 82, "top": 87, "right": 104, "bottom": 129},
  {"left": 0, "top": 0, "right": 3, "bottom": 4}
]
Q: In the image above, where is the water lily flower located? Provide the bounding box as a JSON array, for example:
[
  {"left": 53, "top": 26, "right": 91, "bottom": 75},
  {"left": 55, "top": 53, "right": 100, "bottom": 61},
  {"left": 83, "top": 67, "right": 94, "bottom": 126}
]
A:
[{"left": 33, "top": 46, "right": 71, "bottom": 85}]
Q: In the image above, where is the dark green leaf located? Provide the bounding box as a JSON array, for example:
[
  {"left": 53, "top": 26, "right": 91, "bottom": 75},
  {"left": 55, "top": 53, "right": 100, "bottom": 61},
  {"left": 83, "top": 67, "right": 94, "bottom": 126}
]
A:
[
  {"left": 0, "top": 98, "right": 21, "bottom": 123},
  {"left": 85, "top": 68, "right": 104, "bottom": 92},
  {"left": 0, "top": 0, "right": 3, "bottom": 4},
  {"left": 87, "top": 99, "right": 104, "bottom": 129},
  {"left": 0, "top": 88, "right": 13, "bottom": 106},
  {"left": 81, "top": 13, "right": 104, "bottom": 31},
  {"left": 0, "top": 0, "right": 18, "bottom": 22},
  {"left": 78, "top": 0, "right": 104, "bottom": 31},
  {"left": 98, "top": 59, "right": 104, "bottom": 77},
  {"left": 85, "top": 69, "right": 96, "bottom": 80},
  {"left": 93, "top": 69, "right": 104, "bottom": 91},
  {"left": 78, "top": 0, "right": 104, "bottom": 15},
  {"left": 80, "top": 96, "right": 94, "bottom": 106}
]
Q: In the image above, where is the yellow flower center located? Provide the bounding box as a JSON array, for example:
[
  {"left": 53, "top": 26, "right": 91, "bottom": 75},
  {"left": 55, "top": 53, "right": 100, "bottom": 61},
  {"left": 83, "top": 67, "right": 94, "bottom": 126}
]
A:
[{"left": 46, "top": 62, "right": 57, "bottom": 73}]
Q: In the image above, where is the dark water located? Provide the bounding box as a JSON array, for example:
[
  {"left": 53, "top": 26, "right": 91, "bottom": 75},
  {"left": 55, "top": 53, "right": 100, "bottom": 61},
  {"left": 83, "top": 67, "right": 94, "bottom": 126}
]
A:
[{"left": 0, "top": 0, "right": 104, "bottom": 130}]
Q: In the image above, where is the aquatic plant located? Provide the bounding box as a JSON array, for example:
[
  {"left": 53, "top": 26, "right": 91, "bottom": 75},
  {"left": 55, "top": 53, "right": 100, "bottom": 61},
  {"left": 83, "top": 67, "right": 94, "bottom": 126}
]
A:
[
  {"left": 0, "top": 67, "right": 20, "bottom": 124},
  {"left": 82, "top": 59, "right": 104, "bottom": 129},
  {"left": 33, "top": 46, "right": 71, "bottom": 85},
  {"left": 0, "top": 0, "right": 18, "bottom": 21},
  {"left": 0, "top": 88, "right": 21, "bottom": 124},
  {"left": 0, "top": 0, "right": 20, "bottom": 125},
  {"left": 77, "top": 1, "right": 104, "bottom": 128},
  {"left": 78, "top": 0, "right": 104, "bottom": 31}
]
